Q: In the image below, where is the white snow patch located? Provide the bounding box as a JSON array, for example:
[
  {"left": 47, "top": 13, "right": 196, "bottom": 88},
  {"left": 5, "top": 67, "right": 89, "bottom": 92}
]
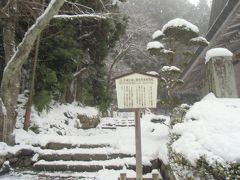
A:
[
  {"left": 146, "top": 71, "right": 159, "bottom": 76},
  {"left": 160, "top": 49, "right": 174, "bottom": 54},
  {"left": 161, "top": 66, "right": 181, "bottom": 72},
  {"left": 152, "top": 30, "right": 164, "bottom": 40},
  {"left": 190, "top": 36, "right": 209, "bottom": 44},
  {"left": 147, "top": 41, "right": 164, "bottom": 50},
  {"left": 96, "top": 169, "right": 153, "bottom": 180},
  {"left": 205, "top": 48, "right": 233, "bottom": 63},
  {"left": 162, "top": 18, "right": 199, "bottom": 34},
  {"left": 172, "top": 93, "right": 240, "bottom": 166}
]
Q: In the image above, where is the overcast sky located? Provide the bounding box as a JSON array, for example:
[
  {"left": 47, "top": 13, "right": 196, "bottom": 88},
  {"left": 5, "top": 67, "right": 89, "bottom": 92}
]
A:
[{"left": 188, "top": 0, "right": 212, "bottom": 6}]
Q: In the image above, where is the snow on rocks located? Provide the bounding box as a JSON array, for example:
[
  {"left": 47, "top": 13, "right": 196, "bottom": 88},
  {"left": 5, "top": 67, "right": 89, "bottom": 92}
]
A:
[
  {"left": 205, "top": 48, "right": 233, "bottom": 63},
  {"left": 161, "top": 66, "right": 181, "bottom": 73},
  {"left": 147, "top": 41, "right": 164, "bottom": 50},
  {"left": 171, "top": 93, "right": 240, "bottom": 165},
  {"left": 152, "top": 30, "right": 164, "bottom": 40},
  {"left": 162, "top": 18, "right": 199, "bottom": 34},
  {"left": 17, "top": 102, "right": 99, "bottom": 136}
]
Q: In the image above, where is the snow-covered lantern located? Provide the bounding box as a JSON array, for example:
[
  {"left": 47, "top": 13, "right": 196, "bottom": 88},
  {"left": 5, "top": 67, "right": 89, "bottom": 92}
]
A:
[{"left": 205, "top": 48, "right": 238, "bottom": 98}]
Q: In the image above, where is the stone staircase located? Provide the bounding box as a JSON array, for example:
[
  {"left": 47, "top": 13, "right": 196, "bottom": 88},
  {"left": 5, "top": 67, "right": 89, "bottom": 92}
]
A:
[
  {"left": 100, "top": 117, "right": 135, "bottom": 129},
  {"left": 31, "top": 142, "right": 155, "bottom": 179}
]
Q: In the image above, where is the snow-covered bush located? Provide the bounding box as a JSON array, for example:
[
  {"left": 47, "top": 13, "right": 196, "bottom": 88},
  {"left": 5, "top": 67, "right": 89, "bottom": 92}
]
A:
[{"left": 168, "top": 94, "right": 240, "bottom": 179}]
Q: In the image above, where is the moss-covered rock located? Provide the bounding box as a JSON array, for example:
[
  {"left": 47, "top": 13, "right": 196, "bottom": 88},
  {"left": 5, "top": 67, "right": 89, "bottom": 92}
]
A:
[{"left": 77, "top": 114, "right": 100, "bottom": 129}]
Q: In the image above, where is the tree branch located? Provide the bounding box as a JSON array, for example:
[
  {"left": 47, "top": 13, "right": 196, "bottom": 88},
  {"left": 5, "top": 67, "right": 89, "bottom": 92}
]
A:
[{"left": 53, "top": 13, "right": 110, "bottom": 19}]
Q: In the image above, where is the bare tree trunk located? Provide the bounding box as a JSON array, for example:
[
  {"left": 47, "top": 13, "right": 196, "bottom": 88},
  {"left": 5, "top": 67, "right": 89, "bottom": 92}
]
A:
[
  {"left": 23, "top": 35, "right": 41, "bottom": 131},
  {"left": 3, "top": 19, "right": 15, "bottom": 63},
  {"left": 106, "top": 36, "right": 132, "bottom": 96},
  {"left": 0, "top": 0, "right": 65, "bottom": 144},
  {"left": 73, "top": 67, "right": 88, "bottom": 102},
  {"left": 2, "top": 0, "right": 17, "bottom": 63}
]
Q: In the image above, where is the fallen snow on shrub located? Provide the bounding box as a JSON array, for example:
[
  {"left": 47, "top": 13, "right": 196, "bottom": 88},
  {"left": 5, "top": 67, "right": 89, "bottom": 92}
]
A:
[
  {"left": 189, "top": 36, "right": 209, "bottom": 45},
  {"left": 162, "top": 18, "right": 199, "bottom": 34},
  {"left": 152, "top": 30, "right": 164, "bottom": 40},
  {"left": 161, "top": 66, "right": 181, "bottom": 72},
  {"left": 146, "top": 71, "right": 159, "bottom": 76},
  {"left": 147, "top": 41, "right": 164, "bottom": 50},
  {"left": 172, "top": 93, "right": 240, "bottom": 165}
]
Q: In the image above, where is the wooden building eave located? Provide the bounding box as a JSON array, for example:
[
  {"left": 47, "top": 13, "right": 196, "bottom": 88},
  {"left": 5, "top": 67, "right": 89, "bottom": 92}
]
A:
[{"left": 180, "top": 0, "right": 240, "bottom": 82}]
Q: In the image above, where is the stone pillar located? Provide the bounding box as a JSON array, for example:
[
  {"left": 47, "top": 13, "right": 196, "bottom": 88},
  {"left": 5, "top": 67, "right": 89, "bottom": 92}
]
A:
[{"left": 207, "top": 55, "right": 238, "bottom": 98}]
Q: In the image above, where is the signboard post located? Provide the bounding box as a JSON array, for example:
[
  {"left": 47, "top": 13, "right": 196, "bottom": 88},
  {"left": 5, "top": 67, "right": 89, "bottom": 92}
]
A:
[
  {"left": 135, "top": 109, "right": 142, "bottom": 180},
  {"left": 115, "top": 72, "right": 158, "bottom": 180}
]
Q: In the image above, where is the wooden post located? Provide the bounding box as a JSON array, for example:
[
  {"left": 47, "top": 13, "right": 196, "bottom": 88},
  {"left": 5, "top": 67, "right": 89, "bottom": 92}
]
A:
[
  {"left": 120, "top": 173, "right": 127, "bottom": 180},
  {"left": 135, "top": 109, "right": 142, "bottom": 180}
]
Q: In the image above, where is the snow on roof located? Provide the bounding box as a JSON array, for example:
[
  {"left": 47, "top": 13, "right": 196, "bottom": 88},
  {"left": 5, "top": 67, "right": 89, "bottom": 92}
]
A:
[
  {"left": 172, "top": 93, "right": 240, "bottom": 165},
  {"left": 146, "top": 71, "right": 159, "bottom": 76},
  {"left": 205, "top": 48, "right": 233, "bottom": 63},
  {"left": 152, "top": 30, "right": 164, "bottom": 40},
  {"left": 147, "top": 41, "right": 164, "bottom": 50},
  {"left": 161, "top": 66, "right": 181, "bottom": 72},
  {"left": 162, "top": 18, "right": 199, "bottom": 34}
]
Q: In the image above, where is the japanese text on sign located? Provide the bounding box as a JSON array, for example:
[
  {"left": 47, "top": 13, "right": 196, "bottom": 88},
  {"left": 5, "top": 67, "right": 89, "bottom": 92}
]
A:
[{"left": 115, "top": 73, "right": 158, "bottom": 109}]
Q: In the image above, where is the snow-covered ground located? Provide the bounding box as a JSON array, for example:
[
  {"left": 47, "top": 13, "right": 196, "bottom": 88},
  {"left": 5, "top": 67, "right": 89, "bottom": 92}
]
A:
[
  {"left": 1, "top": 100, "right": 169, "bottom": 179},
  {"left": 13, "top": 104, "right": 169, "bottom": 162},
  {"left": 2, "top": 92, "right": 240, "bottom": 179}
]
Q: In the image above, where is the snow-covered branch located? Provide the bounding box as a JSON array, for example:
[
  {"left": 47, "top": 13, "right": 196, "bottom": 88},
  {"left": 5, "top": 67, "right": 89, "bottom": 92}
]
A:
[{"left": 53, "top": 13, "right": 110, "bottom": 20}]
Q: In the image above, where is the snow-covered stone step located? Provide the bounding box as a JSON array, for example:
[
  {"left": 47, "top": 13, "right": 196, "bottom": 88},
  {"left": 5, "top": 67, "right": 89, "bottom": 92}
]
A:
[
  {"left": 45, "top": 142, "right": 110, "bottom": 150},
  {"left": 99, "top": 118, "right": 135, "bottom": 128},
  {"left": 100, "top": 126, "right": 117, "bottom": 130},
  {"left": 39, "top": 153, "right": 133, "bottom": 161},
  {"left": 38, "top": 148, "right": 133, "bottom": 161},
  {"left": 12, "top": 170, "right": 97, "bottom": 179},
  {"left": 37, "top": 171, "right": 96, "bottom": 179},
  {"left": 33, "top": 158, "right": 152, "bottom": 174},
  {"left": 116, "top": 124, "right": 135, "bottom": 127}
]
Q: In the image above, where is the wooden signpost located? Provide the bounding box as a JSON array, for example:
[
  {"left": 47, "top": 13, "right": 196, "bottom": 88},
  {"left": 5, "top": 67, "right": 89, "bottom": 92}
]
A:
[{"left": 115, "top": 72, "right": 158, "bottom": 180}]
